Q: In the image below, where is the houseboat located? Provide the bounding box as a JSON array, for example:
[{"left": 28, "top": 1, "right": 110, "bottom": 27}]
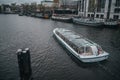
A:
[
  {"left": 72, "top": 17, "right": 103, "bottom": 27},
  {"left": 51, "top": 9, "right": 77, "bottom": 23},
  {"left": 53, "top": 28, "right": 109, "bottom": 62}
]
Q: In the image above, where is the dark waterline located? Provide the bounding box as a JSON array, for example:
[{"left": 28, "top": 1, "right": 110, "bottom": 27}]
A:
[{"left": 0, "top": 14, "right": 120, "bottom": 80}]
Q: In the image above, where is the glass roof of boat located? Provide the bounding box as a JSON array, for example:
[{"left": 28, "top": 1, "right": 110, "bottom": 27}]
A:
[
  {"left": 58, "top": 28, "right": 71, "bottom": 32},
  {"left": 72, "top": 39, "right": 94, "bottom": 47},
  {"left": 57, "top": 28, "right": 98, "bottom": 47}
]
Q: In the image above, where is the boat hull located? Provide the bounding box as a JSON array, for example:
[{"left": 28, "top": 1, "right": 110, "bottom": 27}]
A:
[
  {"left": 73, "top": 18, "right": 102, "bottom": 27},
  {"left": 51, "top": 16, "right": 72, "bottom": 23},
  {"left": 80, "top": 55, "right": 108, "bottom": 62},
  {"left": 53, "top": 29, "right": 109, "bottom": 63}
]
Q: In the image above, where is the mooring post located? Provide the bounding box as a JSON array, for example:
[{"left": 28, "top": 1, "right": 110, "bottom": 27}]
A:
[
  {"left": 25, "top": 48, "right": 32, "bottom": 79},
  {"left": 17, "top": 48, "right": 32, "bottom": 80},
  {"left": 17, "top": 49, "right": 24, "bottom": 80}
]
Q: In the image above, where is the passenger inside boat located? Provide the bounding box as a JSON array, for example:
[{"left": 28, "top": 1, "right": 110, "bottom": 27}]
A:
[
  {"left": 84, "top": 46, "right": 93, "bottom": 56},
  {"left": 97, "top": 46, "right": 104, "bottom": 55},
  {"left": 78, "top": 47, "right": 84, "bottom": 54},
  {"left": 78, "top": 46, "right": 93, "bottom": 56}
]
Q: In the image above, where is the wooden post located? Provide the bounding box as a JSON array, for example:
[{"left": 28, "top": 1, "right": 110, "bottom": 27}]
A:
[
  {"left": 17, "top": 49, "right": 24, "bottom": 80},
  {"left": 17, "top": 48, "right": 32, "bottom": 80}
]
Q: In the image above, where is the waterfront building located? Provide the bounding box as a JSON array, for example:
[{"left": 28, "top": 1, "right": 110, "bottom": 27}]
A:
[
  {"left": 1, "top": 4, "right": 12, "bottom": 14},
  {"left": 78, "top": 0, "right": 120, "bottom": 20},
  {"left": 110, "top": 0, "right": 120, "bottom": 20},
  {"left": 59, "top": 0, "right": 78, "bottom": 9},
  {"left": 53, "top": 0, "right": 60, "bottom": 8},
  {"left": 41, "top": 0, "right": 54, "bottom": 7},
  {"left": 10, "top": 3, "right": 20, "bottom": 14}
]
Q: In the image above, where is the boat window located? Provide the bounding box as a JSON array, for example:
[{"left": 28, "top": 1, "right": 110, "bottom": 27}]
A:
[
  {"left": 54, "top": 9, "right": 76, "bottom": 15},
  {"left": 86, "top": 47, "right": 92, "bottom": 52},
  {"left": 78, "top": 47, "right": 84, "bottom": 54},
  {"left": 56, "top": 31, "right": 59, "bottom": 35},
  {"left": 83, "top": 46, "right": 93, "bottom": 56}
]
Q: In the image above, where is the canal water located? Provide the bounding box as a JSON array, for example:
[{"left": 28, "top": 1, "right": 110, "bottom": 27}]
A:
[{"left": 0, "top": 14, "right": 120, "bottom": 80}]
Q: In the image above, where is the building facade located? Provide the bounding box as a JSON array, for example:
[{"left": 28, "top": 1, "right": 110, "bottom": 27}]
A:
[
  {"left": 110, "top": 0, "right": 120, "bottom": 20},
  {"left": 59, "top": 0, "right": 78, "bottom": 9},
  {"left": 53, "top": 0, "right": 60, "bottom": 8},
  {"left": 41, "top": 1, "right": 54, "bottom": 7},
  {"left": 78, "top": 0, "right": 120, "bottom": 20},
  {"left": 1, "top": 4, "right": 11, "bottom": 14}
]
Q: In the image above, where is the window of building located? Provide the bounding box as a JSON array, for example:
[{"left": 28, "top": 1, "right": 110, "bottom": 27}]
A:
[
  {"left": 88, "top": 14, "right": 90, "bottom": 17},
  {"left": 100, "top": 15, "right": 104, "bottom": 18},
  {"left": 114, "top": 8, "right": 120, "bottom": 13},
  {"left": 96, "top": 14, "right": 99, "bottom": 18},
  {"left": 91, "top": 14, "right": 94, "bottom": 17},
  {"left": 88, "top": 0, "right": 95, "bottom": 12},
  {"left": 96, "top": 0, "right": 106, "bottom": 12},
  {"left": 113, "top": 15, "right": 119, "bottom": 20},
  {"left": 115, "top": 0, "right": 120, "bottom": 7}
]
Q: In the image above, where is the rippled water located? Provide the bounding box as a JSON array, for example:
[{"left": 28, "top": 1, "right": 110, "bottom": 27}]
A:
[{"left": 0, "top": 14, "right": 120, "bottom": 80}]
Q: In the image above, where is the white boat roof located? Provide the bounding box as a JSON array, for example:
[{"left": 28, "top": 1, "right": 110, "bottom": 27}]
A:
[{"left": 56, "top": 28, "right": 97, "bottom": 48}]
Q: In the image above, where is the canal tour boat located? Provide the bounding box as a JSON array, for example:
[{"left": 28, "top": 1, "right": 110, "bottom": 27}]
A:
[
  {"left": 72, "top": 17, "right": 103, "bottom": 27},
  {"left": 53, "top": 28, "right": 109, "bottom": 62}
]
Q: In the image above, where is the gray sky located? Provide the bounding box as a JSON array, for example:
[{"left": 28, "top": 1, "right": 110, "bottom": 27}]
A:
[{"left": 0, "top": 0, "right": 53, "bottom": 4}]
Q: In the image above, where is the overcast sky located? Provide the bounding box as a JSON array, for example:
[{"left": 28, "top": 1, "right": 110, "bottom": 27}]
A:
[{"left": 0, "top": 0, "right": 53, "bottom": 4}]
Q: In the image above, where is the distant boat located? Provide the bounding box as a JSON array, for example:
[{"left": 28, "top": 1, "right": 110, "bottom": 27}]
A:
[
  {"left": 72, "top": 17, "right": 103, "bottom": 27},
  {"left": 35, "top": 12, "right": 44, "bottom": 18},
  {"left": 103, "top": 19, "right": 118, "bottom": 28},
  {"left": 18, "top": 13, "right": 23, "bottom": 16},
  {"left": 51, "top": 9, "right": 77, "bottom": 23},
  {"left": 51, "top": 14, "right": 72, "bottom": 22},
  {"left": 44, "top": 14, "right": 50, "bottom": 19},
  {"left": 33, "top": 11, "right": 51, "bottom": 19},
  {"left": 53, "top": 28, "right": 109, "bottom": 62},
  {"left": 43, "top": 11, "right": 51, "bottom": 19},
  {"left": 31, "top": 13, "right": 35, "bottom": 17}
]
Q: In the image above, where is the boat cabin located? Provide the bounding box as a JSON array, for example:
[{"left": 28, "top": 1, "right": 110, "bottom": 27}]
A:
[
  {"left": 52, "top": 9, "right": 77, "bottom": 17},
  {"left": 56, "top": 29, "right": 104, "bottom": 56}
]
